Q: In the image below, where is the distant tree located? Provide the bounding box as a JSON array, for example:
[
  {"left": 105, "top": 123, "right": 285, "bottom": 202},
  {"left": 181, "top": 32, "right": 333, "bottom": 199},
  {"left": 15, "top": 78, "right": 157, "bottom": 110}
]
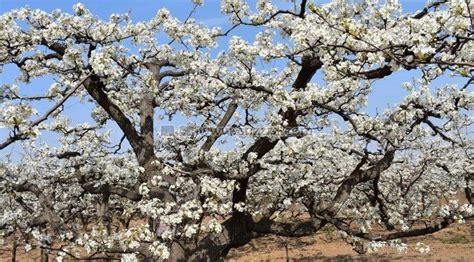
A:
[{"left": 0, "top": 0, "right": 472, "bottom": 261}]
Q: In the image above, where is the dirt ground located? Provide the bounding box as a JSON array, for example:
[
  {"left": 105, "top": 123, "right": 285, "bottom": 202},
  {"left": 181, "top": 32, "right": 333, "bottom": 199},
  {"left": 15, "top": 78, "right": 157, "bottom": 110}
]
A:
[
  {"left": 1, "top": 222, "right": 472, "bottom": 261},
  {"left": 227, "top": 222, "right": 474, "bottom": 261}
]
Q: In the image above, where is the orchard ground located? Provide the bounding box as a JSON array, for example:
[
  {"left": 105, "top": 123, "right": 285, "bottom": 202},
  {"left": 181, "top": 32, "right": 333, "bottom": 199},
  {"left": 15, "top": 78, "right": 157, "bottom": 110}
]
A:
[
  {"left": 1, "top": 221, "right": 472, "bottom": 261},
  {"left": 1, "top": 195, "right": 472, "bottom": 261},
  {"left": 228, "top": 221, "right": 473, "bottom": 261}
]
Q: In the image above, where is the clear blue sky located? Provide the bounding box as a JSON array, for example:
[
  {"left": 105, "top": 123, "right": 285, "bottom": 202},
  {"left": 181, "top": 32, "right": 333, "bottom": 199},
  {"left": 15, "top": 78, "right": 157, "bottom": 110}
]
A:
[{"left": 0, "top": 0, "right": 466, "bottom": 158}]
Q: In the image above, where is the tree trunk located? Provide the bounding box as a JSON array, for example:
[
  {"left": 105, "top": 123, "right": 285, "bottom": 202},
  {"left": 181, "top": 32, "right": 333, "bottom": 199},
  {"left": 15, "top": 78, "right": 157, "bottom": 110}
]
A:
[
  {"left": 188, "top": 215, "right": 252, "bottom": 261},
  {"left": 40, "top": 248, "right": 49, "bottom": 262},
  {"left": 11, "top": 237, "right": 17, "bottom": 262},
  {"left": 169, "top": 241, "right": 187, "bottom": 262}
]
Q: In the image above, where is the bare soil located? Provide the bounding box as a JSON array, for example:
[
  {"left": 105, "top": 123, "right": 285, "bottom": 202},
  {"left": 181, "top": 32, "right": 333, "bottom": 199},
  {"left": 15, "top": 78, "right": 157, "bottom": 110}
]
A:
[{"left": 227, "top": 222, "right": 473, "bottom": 261}]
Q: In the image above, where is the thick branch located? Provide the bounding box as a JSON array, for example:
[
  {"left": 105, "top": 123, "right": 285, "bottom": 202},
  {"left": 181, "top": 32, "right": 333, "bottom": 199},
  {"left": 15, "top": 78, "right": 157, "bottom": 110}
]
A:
[
  {"left": 81, "top": 183, "right": 142, "bottom": 201},
  {"left": 323, "top": 150, "right": 395, "bottom": 216},
  {"left": 200, "top": 102, "right": 238, "bottom": 152},
  {"left": 139, "top": 90, "right": 155, "bottom": 165},
  {"left": 252, "top": 218, "right": 325, "bottom": 237},
  {"left": 83, "top": 75, "right": 144, "bottom": 163},
  {"left": 321, "top": 214, "right": 465, "bottom": 242},
  {"left": 9, "top": 181, "right": 62, "bottom": 232}
]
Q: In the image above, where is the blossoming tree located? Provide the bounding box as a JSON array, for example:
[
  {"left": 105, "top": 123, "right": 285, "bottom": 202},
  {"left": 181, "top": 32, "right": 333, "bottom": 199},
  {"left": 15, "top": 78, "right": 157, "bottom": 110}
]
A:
[{"left": 0, "top": 0, "right": 473, "bottom": 261}]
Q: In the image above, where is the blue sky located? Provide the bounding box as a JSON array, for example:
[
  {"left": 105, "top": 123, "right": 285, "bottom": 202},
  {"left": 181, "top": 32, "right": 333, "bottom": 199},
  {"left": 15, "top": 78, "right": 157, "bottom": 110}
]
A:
[{"left": 0, "top": 0, "right": 467, "bottom": 158}]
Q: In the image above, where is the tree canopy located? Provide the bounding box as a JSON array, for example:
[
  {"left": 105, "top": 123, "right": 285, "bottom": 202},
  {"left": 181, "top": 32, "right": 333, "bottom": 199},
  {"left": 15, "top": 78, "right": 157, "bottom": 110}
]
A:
[{"left": 0, "top": 0, "right": 473, "bottom": 261}]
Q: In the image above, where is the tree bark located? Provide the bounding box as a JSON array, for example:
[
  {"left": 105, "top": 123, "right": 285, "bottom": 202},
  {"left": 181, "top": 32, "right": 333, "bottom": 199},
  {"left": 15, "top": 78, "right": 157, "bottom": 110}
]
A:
[{"left": 40, "top": 248, "right": 49, "bottom": 262}]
